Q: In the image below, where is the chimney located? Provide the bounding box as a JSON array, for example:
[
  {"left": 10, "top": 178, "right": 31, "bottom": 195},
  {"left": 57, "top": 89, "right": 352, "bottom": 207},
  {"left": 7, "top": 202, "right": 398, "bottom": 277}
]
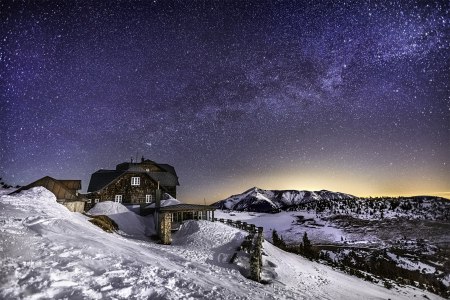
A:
[{"left": 141, "top": 155, "right": 145, "bottom": 163}]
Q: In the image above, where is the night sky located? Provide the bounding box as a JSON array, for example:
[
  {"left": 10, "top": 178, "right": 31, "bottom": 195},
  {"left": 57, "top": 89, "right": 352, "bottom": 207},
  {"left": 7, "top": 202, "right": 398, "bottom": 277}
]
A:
[{"left": 1, "top": 1, "right": 449, "bottom": 203}]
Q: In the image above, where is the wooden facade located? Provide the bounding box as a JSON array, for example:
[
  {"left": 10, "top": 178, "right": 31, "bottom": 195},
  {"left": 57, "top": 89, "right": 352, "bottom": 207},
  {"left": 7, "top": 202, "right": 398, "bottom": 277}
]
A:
[{"left": 87, "top": 172, "right": 159, "bottom": 206}]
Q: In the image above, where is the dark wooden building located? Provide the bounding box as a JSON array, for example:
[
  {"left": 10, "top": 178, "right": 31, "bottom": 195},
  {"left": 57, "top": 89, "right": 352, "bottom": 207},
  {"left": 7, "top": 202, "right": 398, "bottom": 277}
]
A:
[
  {"left": 10, "top": 176, "right": 86, "bottom": 212},
  {"left": 86, "top": 158, "right": 179, "bottom": 210}
]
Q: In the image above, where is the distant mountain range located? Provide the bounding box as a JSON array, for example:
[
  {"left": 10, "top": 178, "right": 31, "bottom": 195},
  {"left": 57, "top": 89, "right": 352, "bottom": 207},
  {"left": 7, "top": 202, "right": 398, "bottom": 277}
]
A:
[{"left": 213, "top": 187, "right": 356, "bottom": 212}]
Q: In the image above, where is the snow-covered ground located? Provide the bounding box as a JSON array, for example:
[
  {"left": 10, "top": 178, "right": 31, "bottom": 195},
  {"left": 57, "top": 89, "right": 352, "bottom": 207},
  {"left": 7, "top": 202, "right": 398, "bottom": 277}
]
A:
[
  {"left": 0, "top": 187, "right": 443, "bottom": 299},
  {"left": 216, "top": 210, "right": 350, "bottom": 244},
  {"left": 386, "top": 252, "right": 436, "bottom": 274}
]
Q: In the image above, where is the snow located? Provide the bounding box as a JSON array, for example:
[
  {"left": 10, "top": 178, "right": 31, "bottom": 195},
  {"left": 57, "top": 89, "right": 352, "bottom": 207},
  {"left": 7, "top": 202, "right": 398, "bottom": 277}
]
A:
[
  {"left": 216, "top": 187, "right": 356, "bottom": 211},
  {"left": 88, "top": 201, "right": 155, "bottom": 238},
  {"left": 146, "top": 198, "right": 181, "bottom": 208},
  {"left": 387, "top": 252, "right": 436, "bottom": 274},
  {"left": 0, "top": 188, "right": 15, "bottom": 196},
  {"left": 215, "top": 210, "right": 346, "bottom": 244},
  {"left": 88, "top": 201, "right": 131, "bottom": 215},
  {"left": 145, "top": 194, "right": 182, "bottom": 208},
  {"left": 0, "top": 187, "right": 444, "bottom": 300}
]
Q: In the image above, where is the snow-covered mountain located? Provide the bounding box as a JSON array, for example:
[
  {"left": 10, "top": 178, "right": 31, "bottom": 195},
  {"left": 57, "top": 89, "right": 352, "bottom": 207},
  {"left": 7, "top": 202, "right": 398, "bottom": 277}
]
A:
[{"left": 213, "top": 187, "right": 356, "bottom": 212}]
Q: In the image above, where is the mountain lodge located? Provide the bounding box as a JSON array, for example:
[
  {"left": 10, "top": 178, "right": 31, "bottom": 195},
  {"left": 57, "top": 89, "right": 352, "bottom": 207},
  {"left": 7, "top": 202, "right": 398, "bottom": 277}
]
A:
[{"left": 85, "top": 157, "right": 179, "bottom": 210}]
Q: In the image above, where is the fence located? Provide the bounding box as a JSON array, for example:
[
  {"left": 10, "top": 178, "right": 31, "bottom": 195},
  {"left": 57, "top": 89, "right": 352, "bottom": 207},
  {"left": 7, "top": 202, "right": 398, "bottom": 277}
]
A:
[{"left": 214, "top": 218, "right": 264, "bottom": 282}]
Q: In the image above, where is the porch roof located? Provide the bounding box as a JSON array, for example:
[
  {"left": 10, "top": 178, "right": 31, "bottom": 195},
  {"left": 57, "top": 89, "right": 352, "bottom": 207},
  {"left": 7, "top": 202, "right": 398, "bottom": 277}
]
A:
[{"left": 160, "top": 204, "right": 215, "bottom": 212}]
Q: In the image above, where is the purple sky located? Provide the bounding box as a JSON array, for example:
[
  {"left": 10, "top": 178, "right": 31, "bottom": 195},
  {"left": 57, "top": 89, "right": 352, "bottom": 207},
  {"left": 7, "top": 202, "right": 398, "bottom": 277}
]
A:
[{"left": 1, "top": 1, "right": 449, "bottom": 203}]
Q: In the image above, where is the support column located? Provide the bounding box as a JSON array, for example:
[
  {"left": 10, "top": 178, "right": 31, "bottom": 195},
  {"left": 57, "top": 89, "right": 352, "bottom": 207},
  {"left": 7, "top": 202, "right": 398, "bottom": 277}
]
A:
[{"left": 159, "top": 212, "right": 172, "bottom": 245}]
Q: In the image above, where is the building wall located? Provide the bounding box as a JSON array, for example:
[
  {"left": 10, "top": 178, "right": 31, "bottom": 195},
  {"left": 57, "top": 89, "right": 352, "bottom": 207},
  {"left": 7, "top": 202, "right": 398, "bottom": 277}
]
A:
[{"left": 60, "top": 201, "right": 85, "bottom": 213}]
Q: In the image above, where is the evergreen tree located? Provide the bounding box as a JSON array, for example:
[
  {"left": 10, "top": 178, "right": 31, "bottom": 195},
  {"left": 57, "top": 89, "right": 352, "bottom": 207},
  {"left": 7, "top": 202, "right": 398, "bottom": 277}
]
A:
[
  {"left": 303, "top": 232, "right": 311, "bottom": 254},
  {"left": 272, "top": 229, "right": 286, "bottom": 249}
]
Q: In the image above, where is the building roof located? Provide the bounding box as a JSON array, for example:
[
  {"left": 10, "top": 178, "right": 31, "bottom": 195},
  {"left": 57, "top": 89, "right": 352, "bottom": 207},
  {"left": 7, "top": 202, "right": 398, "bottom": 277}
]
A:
[
  {"left": 87, "top": 170, "right": 179, "bottom": 193},
  {"left": 147, "top": 171, "right": 179, "bottom": 187},
  {"left": 115, "top": 160, "right": 179, "bottom": 182},
  {"left": 59, "top": 180, "right": 82, "bottom": 190},
  {"left": 160, "top": 204, "right": 215, "bottom": 212},
  {"left": 87, "top": 170, "right": 124, "bottom": 193},
  {"left": 11, "top": 176, "right": 82, "bottom": 201},
  {"left": 157, "top": 164, "right": 177, "bottom": 177}
]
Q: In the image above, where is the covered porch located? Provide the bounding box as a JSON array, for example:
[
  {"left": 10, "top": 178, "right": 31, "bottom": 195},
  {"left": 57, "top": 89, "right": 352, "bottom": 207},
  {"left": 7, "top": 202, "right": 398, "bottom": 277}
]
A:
[{"left": 160, "top": 204, "right": 215, "bottom": 231}]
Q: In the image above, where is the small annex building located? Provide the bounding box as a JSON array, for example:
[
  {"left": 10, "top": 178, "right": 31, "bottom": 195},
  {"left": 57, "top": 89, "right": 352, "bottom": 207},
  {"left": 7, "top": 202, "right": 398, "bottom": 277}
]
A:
[
  {"left": 142, "top": 203, "right": 216, "bottom": 244},
  {"left": 10, "top": 176, "right": 86, "bottom": 212},
  {"left": 85, "top": 157, "right": 179, "bottom": 211}
]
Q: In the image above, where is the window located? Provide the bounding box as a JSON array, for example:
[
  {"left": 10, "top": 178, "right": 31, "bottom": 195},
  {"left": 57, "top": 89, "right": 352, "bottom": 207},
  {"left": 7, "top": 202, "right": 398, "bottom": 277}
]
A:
[
  {"left": 115, "top": 195, "right": 122, "bottom": 203},
  {"left": 87, "top": 199, "right": 92, "bottom": 204},
  {"left": 131, "top": 177, "right": 140, "bottom": 186},
  {"left": 95, "top": 199, "right": 99, "bottom": 203},
  {"left": 145, "top": 194, "right": 153, "bottom": 203}
]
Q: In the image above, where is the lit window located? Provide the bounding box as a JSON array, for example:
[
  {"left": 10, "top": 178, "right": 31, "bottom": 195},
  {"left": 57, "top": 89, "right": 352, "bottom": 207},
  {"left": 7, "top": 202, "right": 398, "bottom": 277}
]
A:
[
  {"left": 131, "top": 177, "right": 140, "bottom": 186},
  {"left": 145, "top": 194, "right": 153, "bottom": 203},
  {"left": 115, "top": 195, "right": 122, "bottom": 203},
  {"left": 87, "top": 199, "right": 92, "bottom": 204},
  {"left": 95, "top": 199, "right": 99, "bottom": 203}
]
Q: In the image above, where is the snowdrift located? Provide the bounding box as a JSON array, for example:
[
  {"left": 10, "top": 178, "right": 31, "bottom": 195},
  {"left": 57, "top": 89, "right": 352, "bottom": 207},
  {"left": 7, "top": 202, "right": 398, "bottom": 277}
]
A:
[
  {"left": 0, "top": 187, "right": 443, "bottom": 300},
  {"left": 145, "top": 193, "right": 181, "bottom": 208},
  {"left": 88, "top": 201, "right": 130, "bottom": 215},
  {"left": 88, "top": 201, "right": 155, "bottom": 237}
]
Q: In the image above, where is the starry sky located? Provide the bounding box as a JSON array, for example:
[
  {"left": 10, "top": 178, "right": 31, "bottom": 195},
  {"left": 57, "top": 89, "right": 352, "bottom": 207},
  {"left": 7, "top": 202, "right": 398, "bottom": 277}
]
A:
[{"left": 1, "top": 1, "right": 449, "bottom": 203}]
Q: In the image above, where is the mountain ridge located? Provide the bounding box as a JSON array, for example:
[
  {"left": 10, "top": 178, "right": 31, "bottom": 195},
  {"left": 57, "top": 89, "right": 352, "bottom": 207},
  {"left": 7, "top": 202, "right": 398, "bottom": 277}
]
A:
[
  {"left": 213, "top": 187, "right": 448, "bottom": 213},
  {"left": 213, "top": 187, "right": 356, "bottom": 212}
]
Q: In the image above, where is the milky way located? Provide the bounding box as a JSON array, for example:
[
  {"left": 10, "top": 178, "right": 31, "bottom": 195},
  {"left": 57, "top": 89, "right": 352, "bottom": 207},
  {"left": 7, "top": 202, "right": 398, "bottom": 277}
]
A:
[{"left": 1, "top": 1, "right": 449, "bottom": 202}]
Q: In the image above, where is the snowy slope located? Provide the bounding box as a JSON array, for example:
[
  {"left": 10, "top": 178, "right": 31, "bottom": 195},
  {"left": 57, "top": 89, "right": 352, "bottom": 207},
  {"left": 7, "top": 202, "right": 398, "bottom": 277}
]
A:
[
  {"left": 216, "top": 210, "right": 346, "bottom": 244},
  {"left": 88, "top": 201, "right": 156, "bottom": 237},
  {"left": 214, "top": 187, "right": 355, "bottom": 212},
  {"left": 0, "top": 187, "right": 443, "bottom": 299}
]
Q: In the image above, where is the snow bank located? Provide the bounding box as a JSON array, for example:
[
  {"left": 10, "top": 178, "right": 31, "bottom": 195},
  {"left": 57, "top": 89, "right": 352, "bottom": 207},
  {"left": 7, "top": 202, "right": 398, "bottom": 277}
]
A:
[
  {"left": 1, "top": 186, "right": 73, "bottom": 218},
  {"left": 88, "top": 201, "right": 155, "bottom": 237},
  {"left": 145, "top": 194, "right": 181, "bottom": 208},
  {"left": 88, "top": 201, "right": 130, "bottom": 215},
  {"left": 0, "top": 187, "right": 16, "bottom": 196},
  {"left": 173, "top": 220, "right": 246, "bottom": 253}
]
